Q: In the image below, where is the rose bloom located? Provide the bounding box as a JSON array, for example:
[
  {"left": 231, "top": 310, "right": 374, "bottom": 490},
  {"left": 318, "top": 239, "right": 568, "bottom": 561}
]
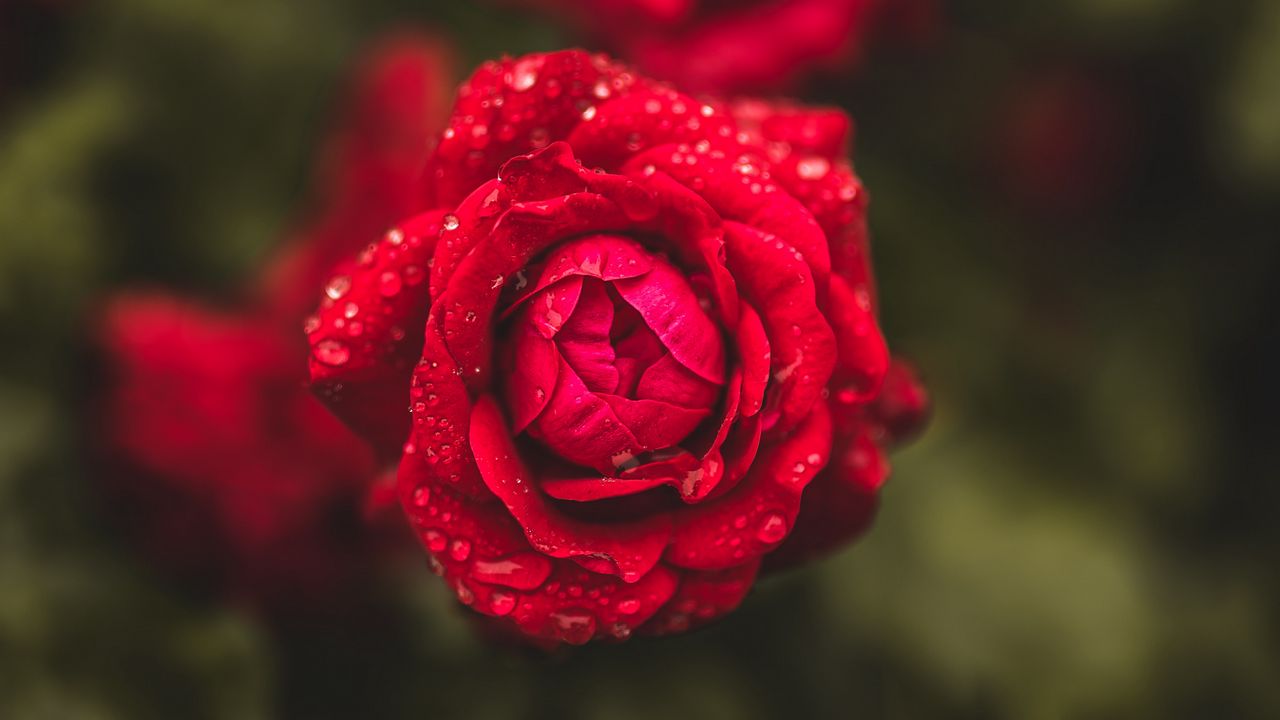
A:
[
  {"left": 97, "top": 34, "right": 453, "bottom": 608},
  {"left": 511, "top": 0, "right": 941, "bottom": 93},
  {"left": 307, "top": 49, "right": 927, "bottom": 644}
]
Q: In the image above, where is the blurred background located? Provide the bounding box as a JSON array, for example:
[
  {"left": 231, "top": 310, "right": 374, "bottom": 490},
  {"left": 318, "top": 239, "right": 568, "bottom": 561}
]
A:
[{"left": 2, "top": 0, "right": 1278, "bottom": 718}]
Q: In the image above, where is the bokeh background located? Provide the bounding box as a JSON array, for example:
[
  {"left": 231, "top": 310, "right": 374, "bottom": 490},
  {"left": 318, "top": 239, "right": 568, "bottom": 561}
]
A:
[{"left": 2, "top": 0, "right": 1279, "bottom": 718}]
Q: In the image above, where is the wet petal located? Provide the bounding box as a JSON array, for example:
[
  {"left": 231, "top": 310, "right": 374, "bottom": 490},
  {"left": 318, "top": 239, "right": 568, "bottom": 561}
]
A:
[
  {"left": 666, "top": 401, "right": 831, "bottom": 570},
  {"left": 307, "top": 210, "right": 444, "bottom": 456},
  {"left": 471, "top": 396, "right": 673, "bottom": 583},
  {"left": 639, "top": 561, "right": 760, "bottom": 636},
  {"left": 428, "top": 50, "right": 643, "bottom": 205},
  {"left": 723, "top": 221, "right": 836, "bottom": 432}
]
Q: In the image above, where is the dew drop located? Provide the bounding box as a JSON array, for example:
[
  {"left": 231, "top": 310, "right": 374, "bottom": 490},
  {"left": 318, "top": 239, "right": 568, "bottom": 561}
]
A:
[
  {"left": 471, "top": 553, "right": 553, "bottom": 590},
  {"left": 490, "top": 590, "right": 516, "bottom": 616},
  {"left": 343, "top": 302, "right": 359, "bottom": 319},
  {"left": 423, "top": 528, "right": 447, "bottom": 553},
  {"left": 508, "top": 57, "right": 541, "bottom": 91},
  {"left": 412, "top": 486, "right": 431, "bottom": 507},
  {"left": 379, "top": 271, "right": 402, "bottom": 297},
  {"left": 449, "top": 538, "right": 472, "bottom": 561},
  {"left": 442, "top": 214, "right": 460, "bottom": 231},
  {"left": 312, "top": 339, "right": 350, "bottom": 366},
  {"left": 616, "top": 598, "right": 641, "bottom": 615},
  {"left": 324, "top": 275, "right": 351, "bottom": 300},
  {"left": 796, "top": 156, "right": 830, "bottom": 181},
  {"left": 756, "top": 513, "right": 788, "bottom": 543},
  {"left": 551, "top": 609, "right": 596, "bottom": 645}
]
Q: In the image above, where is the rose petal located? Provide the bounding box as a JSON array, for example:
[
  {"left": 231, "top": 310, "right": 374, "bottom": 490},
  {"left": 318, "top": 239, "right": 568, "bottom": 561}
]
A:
[
  {"left": 471, "top": 396, "right": 673, "bottom": 583},
  {"left": 568, "top": 86, "right": 738, "bottom": 171},
  {"left": 639, "top": 561, "right": 760, "bottom": 636},
  {"left": 736, "top": 303, "right": 770, "bottom": 417},
  {"left": 529, "top": 355, "right": 645, "bottom": 473},
  {"left": 613, "top": 258, "right": 726, "bottom": 384},
  {"left": 504, "top": 318, "right": 559, "bottom": 433},
  {"left": 723, "top": 221, "right": 836, "bottom": 432},
  {"left": 665, "top": 400, "right": 831, "bottom": 570},
  {"left": 634, "top": 352, "right": 720, "bottom": 409},
  {"left": 553, "top": 278, "right": 620, "bottom": 392},
  {"left": 307, "top": 210, "right": 444, "bottom": 456},
  {"left": 763, "top": 418, "right": 886, "bottom": 572},
  {"left": 828, "top": 273, "right": 889, "bottom": 404},
  {"left": 599, "top": 394, "right": 710, "bottom": 451},
  {"left": 624, "top": 143, "right": 831, "bottom": 308},
  {"left": 869, "top": 358, "right": 930, "bottom": 445},
  {"left": 428, "top": 50, "right": 643, "bottom": 205}
]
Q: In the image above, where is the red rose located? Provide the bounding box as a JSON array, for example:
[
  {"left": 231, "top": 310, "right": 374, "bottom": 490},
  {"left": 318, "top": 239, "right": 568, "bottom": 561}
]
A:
[
  {"left": 510, "top": 0, "right": 940, "bottom": 93},
  {"left": 307, "top": 49, "right": 927, "bottom": 644},
  {"left": 97, "top": 34, "right": 453, "bottom": 607}
]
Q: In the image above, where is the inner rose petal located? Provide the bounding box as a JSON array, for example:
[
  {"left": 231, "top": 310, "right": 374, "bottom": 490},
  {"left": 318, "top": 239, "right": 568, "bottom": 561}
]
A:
[{"left": 502, "top": 236, "right": 725, "bottom": 474}]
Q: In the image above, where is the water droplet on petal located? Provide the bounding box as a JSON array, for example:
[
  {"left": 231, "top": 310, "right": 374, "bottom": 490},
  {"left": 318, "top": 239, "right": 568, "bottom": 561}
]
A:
[
  {"left": 423, "top": 528, "right": 447, "bottom": 553},
  {"left": 490, "top": 590, "right": 516, "bottom": 616},
  {"left": 796, "top": 156, "right": 830, "bottom": 180},
  {"left": 616, "top": 598, "right": 641, "bottom": 615},
  {"left": 313, "top": 339, "right": 350, "bottom": 366},
  {"left": 449, "top": 538, "right": 471, "bottom": 561},
  {"left": 324, "top": 275, "right": 351, "bottom": 300},
  {"left": 379, "top": 271, "right": 402, "bottom": 297},
  {"left": 412, "top": 486, "right": 431, "bottom": 507},
  {"left": 756, "top": 513, "right": 788, "bottom": 543},
  {"left": 551, "top": 609, "right": 596, "bottom": 645},
  {"left": 442, "top": 214, "right": 460, "bottom": 231},
  {"left": 471, "top": 553, "right": 553, "bottom": 590},
  {"left": 508, "top": 57, "right": 541, "bottom": 91}
]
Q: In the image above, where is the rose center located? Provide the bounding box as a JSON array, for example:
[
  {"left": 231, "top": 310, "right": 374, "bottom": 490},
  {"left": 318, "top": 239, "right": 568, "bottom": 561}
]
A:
[{"left": 501, "top": 235, "right": 726, "bottom": 474}]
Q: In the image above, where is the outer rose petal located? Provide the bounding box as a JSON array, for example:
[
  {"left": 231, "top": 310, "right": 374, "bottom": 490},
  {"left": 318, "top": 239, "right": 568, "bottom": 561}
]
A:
[
  {"left": 828, "top": 273, "right": 889, "bottom": 404},
  {"left": 763, "top": 419, "right": 887, "bottom": 572},
  {"left": 567, "top": 87, "right": 737, "bottom": 172},
  {"left": 429, "top": 50, "right": 644, "bottom": 205},
  {"left": 623, "top": 142, "right": 832, "bottom": 307},
  {"left": 639, "top": 561, "right": 761, "bottom": 636},
  {"left": 307, "top": 210, "right": 443, "bottom": 457},
  {"left": 870, "top": 358, "right": 931, "bottom": 445},
  {"left": 665, "top": 401, "right": 831, "bottom": 570}
]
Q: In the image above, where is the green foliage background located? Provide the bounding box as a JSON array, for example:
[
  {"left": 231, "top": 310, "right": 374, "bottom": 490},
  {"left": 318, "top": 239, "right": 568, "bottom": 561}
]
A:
[{"left": 1, "top": 0, "right": 1277, "bottom": 717}]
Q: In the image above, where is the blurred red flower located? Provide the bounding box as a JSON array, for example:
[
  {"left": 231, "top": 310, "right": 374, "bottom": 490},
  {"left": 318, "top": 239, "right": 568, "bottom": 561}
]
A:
[
  {"left": 514, "top": 0, "right": 941, "bottom": 93},
  {"left": 305, "top": 49, "right": 928, "bottom": 644},
  {"left": 97, "top": 34, "right": 454, "bottom": 609}
]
